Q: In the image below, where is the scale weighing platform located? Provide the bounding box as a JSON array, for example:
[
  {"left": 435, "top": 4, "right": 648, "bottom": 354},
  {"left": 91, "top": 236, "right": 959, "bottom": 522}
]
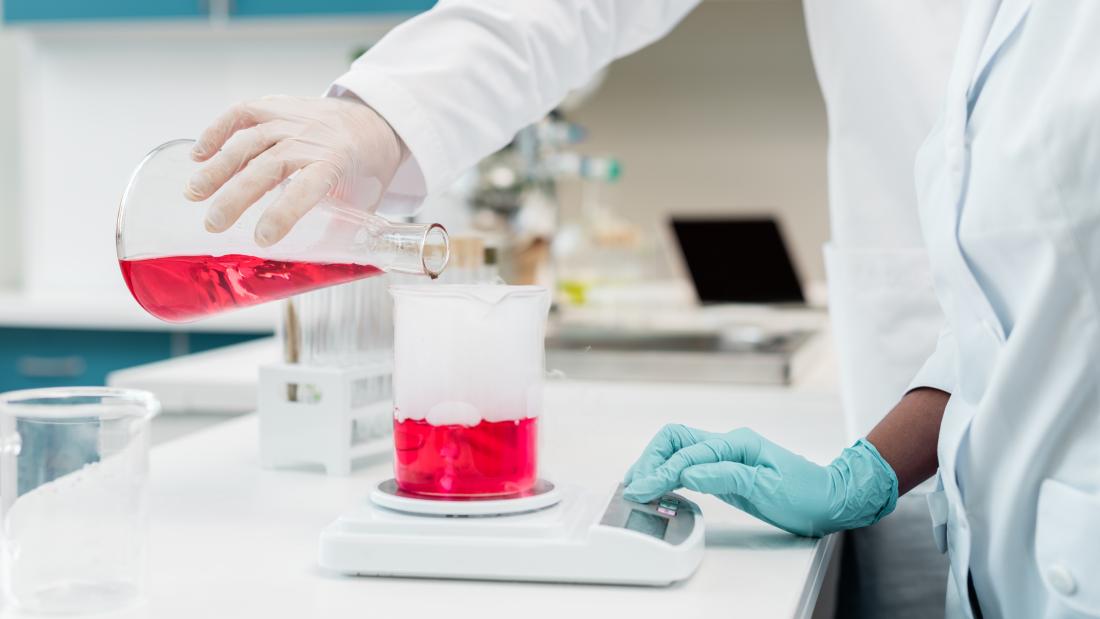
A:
[{"left": 319, "top": 480, "right": 705, "bottom": 586}]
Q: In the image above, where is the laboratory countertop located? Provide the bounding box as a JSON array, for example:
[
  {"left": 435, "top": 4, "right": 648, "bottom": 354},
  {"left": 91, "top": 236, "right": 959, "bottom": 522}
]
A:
[
  {"left": 1, "top": 380, "right": 846, "bottom": 619},
  {"left": 0, "top": 290, "right": 277, "bottom": 332}
]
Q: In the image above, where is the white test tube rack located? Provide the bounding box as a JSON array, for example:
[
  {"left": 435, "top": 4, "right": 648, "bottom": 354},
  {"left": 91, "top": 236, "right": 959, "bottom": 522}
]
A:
[{"left": 257, "top": 356, "right": 394, "bottom": 476}]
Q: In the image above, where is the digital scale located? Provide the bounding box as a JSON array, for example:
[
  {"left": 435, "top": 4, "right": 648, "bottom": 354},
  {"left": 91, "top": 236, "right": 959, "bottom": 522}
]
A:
[{"left": 319, "top": 480, "right": 705, "bottom": 586}]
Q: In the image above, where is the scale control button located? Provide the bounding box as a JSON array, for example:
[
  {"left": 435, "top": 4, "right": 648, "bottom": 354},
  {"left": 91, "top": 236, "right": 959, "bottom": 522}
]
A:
[{"left": 657, "top": 506, "right": 676, "bottom": 517}]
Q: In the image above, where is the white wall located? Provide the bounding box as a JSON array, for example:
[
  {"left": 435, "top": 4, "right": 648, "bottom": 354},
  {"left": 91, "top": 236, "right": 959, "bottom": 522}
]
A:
[
  {"left": 561, "top": 0, "right": 828, "bottom": 282},
  {"left": 0, "top": 31, "right": 20, "bottom": 288},
  {"left": 17, "top": 24, "right": 391, "bottom": 298}
]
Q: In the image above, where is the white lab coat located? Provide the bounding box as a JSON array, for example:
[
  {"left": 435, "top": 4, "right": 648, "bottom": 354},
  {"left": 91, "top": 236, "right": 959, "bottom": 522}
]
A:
[
  {"left": 803, "top": 1, "right": 961, "bottom": 440},
  {"left": 908, "top": 1, "right": 1100, "bottom": 617}
]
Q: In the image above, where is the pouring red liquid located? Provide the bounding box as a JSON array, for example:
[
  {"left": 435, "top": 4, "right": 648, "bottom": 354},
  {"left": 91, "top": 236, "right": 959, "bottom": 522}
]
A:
[{"left": 119, "top": 254, "right": 381, "bottom": 323}]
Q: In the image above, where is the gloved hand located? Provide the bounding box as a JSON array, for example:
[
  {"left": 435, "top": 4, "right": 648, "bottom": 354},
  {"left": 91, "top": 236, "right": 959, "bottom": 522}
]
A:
[
  {"left": 184, "top": 95, "right": 406, "bottom": 247},
  {"left": 622, "top": 424, "right": 898, "bottom": 537}
]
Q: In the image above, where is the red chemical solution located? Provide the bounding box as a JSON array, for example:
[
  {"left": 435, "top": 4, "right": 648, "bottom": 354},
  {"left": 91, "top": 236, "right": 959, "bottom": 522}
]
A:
[
  {"left": 119, "top": 254, "right": 381, "bottom": 322},
  {"left": 393, "top": 417, "right": 538, "bottom": 497}
]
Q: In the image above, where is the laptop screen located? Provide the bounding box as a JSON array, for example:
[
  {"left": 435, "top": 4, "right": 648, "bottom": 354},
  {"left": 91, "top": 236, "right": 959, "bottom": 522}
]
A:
[{"left": 671, "top": 217, "right": 804, "bottom": 304}]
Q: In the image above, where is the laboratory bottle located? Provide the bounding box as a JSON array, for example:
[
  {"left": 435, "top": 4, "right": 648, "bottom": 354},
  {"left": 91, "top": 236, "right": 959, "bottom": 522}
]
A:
[{"left": 116, "top": 139, "right": 449, "bottom": 323}]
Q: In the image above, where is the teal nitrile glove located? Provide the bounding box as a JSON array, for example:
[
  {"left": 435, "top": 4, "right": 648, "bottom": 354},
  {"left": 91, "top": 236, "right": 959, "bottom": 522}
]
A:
[{"left": 622, "top": 424, "right": 898, "bottom": 538}]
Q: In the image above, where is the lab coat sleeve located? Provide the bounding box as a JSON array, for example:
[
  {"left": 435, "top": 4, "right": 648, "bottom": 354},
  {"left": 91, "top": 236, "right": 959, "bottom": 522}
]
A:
[
  {"left": 327, "top": 0, "right": 700, "bottom": 214},
  {"left": 905, "top": 325, "right": 957, "bottom": 395}
]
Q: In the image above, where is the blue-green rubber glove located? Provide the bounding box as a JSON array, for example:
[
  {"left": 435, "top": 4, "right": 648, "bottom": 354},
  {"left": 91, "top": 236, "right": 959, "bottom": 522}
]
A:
[{"left": 622, "top": 424, "right": 898, "bottom": 537}]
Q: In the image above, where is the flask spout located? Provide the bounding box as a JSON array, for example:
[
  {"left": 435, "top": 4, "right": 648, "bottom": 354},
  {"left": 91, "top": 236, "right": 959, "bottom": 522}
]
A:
[{"left": 375, "top": 220, "right": 450, "bottom": 278}]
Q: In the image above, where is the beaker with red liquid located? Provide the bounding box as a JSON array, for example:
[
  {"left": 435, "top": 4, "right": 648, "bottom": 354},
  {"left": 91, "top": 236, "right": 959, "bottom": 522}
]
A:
[
  {"left": 116, "top": 140, "right": 449, "bottom": 322},
  {"left": 391, "top": 285, "right": 551, "bottom": 497}
]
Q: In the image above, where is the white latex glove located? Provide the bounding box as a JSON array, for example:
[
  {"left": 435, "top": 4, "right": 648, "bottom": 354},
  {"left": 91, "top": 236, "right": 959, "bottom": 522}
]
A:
[{"left": 184, "top": 95, "right": 406, "bottom": 247}]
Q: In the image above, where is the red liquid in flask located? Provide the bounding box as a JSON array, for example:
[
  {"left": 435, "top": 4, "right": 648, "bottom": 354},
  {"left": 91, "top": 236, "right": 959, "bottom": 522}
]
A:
[
  {"left": 393, "top": 417, "right": 538, "bottom": 497},
  {"left": 119, "top": 254, "right": 382, "bottom": 322}
]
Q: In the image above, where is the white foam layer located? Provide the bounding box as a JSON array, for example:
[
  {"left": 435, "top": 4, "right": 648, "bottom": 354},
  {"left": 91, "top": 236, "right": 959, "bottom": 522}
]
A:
[
  {"left": 426, "top": 401, "right": 480, "bottom": 426},
  {"left": 392, "top": 285, "right": 550, "bottom": 426},
  {"left": 6, "top": 448, "right": 147, "bottom": 606}
]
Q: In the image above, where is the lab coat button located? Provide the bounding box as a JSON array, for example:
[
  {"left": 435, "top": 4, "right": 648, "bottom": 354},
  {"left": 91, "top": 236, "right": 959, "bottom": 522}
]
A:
[{"left": 1047, "top": 565, "right": 1077, "bottom": 596}]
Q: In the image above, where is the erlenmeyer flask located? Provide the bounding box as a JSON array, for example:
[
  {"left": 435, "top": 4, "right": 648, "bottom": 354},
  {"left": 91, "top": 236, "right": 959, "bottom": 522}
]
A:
[{"left": 116, "top": 139, "right": 449, "bottom": 323}]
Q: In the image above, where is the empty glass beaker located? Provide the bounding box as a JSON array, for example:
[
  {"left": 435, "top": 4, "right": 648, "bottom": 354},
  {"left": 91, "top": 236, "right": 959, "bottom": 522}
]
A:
[
  {"left": 116, "top": 139, "right": 450, "bottom": 323},
  {"left": 391, "top": 285, "right": 551, "bottom": 497},
  {"left": 0, "top": 388, "right": 159, "bottom": 614}
]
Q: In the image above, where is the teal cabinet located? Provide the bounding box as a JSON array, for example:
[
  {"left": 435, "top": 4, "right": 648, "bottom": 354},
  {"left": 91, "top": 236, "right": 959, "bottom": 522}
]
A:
[
  {"left": 3, "top": 1, "right": 206, "bottom": 22},
  {"left": 0, "top": 328, "right": 265, "bottom": 392},
  {"left": 188, "top": 332, "right": 265, "bottom": 354},
  {"left": 231, "top": 0, "right": 435, "bottom": 18},
  {"left": 3, "top": 0, "right": 434, "bottom": 23}
]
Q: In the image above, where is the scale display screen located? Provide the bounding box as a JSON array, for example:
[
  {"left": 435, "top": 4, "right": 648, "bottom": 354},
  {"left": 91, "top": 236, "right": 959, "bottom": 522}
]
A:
[
  {"left": 600, "top": 485, "right": 694, "bottom": 545},
  {"left": 625, "top": 509, "right": 669, "bottom": 540}
]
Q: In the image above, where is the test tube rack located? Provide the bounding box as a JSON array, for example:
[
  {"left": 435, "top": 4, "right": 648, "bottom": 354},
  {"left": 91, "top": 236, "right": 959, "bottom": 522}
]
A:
[{"left": 257, "top": 356, "right": 394, "bottom": 476}]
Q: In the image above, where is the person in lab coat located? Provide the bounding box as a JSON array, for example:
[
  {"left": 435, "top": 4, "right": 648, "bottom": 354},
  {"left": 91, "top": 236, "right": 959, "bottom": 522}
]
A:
[
  {"left": 633, "top": 3, "right": 1100, "bottom": 617},
  {"left": 186, "top": 1, "right": 1100, "bottom": 616}
]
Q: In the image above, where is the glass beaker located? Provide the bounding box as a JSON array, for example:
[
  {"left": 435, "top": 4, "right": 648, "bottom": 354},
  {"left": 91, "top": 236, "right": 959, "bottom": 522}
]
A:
[
  {"left": 391, "top": 285, "right": 551, "bottom": 497},
  {"left": 116, "top": 139, "right": 450, "bottom": 323},
  {"left": 0, "top": 388, "right": 159, "bottom": 614}
]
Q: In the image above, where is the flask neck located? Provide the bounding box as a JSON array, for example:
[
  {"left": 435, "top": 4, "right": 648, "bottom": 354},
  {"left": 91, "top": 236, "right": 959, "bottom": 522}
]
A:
[{"left": 367, "top": 218, "right": 449, "bottom": 278}]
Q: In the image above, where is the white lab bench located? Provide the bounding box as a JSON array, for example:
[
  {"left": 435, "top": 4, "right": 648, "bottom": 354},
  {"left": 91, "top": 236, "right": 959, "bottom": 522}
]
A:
[
  {"left": 66, "top": 337, "right": 846, "bottom": 619},
  {"left": 6, "top": 318, "right": 846, "bottom": 619},
  {"left": 0, "top": 383, "right": 841, "bottom": 619}
]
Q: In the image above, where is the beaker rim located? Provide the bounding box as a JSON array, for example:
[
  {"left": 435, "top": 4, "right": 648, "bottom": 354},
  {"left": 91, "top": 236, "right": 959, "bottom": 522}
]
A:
[
  {"left": 0, "top": 387, "right": 161, "bottom": 420},
  {"left": 390, "top": 284, "right": 548, "bottom": 301}
]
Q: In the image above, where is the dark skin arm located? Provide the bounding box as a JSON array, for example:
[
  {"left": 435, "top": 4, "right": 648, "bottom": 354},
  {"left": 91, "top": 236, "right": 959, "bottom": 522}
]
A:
[{"left": 866, "top": 387, "right": 950, "bottom": 495}]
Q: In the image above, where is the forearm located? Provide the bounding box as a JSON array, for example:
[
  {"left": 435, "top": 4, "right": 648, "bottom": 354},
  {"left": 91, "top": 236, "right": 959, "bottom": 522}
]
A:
[{"left": 866, "top": 387, "right": 949, "bottom": 495}]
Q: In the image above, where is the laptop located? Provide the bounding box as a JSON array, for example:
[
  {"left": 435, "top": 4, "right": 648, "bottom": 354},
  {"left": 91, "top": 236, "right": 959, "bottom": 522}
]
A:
[{"left": 670, "top": 216, "right": 805, "bottom": 305}]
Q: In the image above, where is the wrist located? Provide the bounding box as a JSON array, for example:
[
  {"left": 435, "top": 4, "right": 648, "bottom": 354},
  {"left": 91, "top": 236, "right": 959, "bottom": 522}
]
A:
[
  {"left": 855, "top": 438, "right": 900, "bottom": 521},
  {"left": 824, "top": 439, "right": 899, "bottom": 533},
  {"left": 331, "top": 92, "right": 404, "bottom": 170}
]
